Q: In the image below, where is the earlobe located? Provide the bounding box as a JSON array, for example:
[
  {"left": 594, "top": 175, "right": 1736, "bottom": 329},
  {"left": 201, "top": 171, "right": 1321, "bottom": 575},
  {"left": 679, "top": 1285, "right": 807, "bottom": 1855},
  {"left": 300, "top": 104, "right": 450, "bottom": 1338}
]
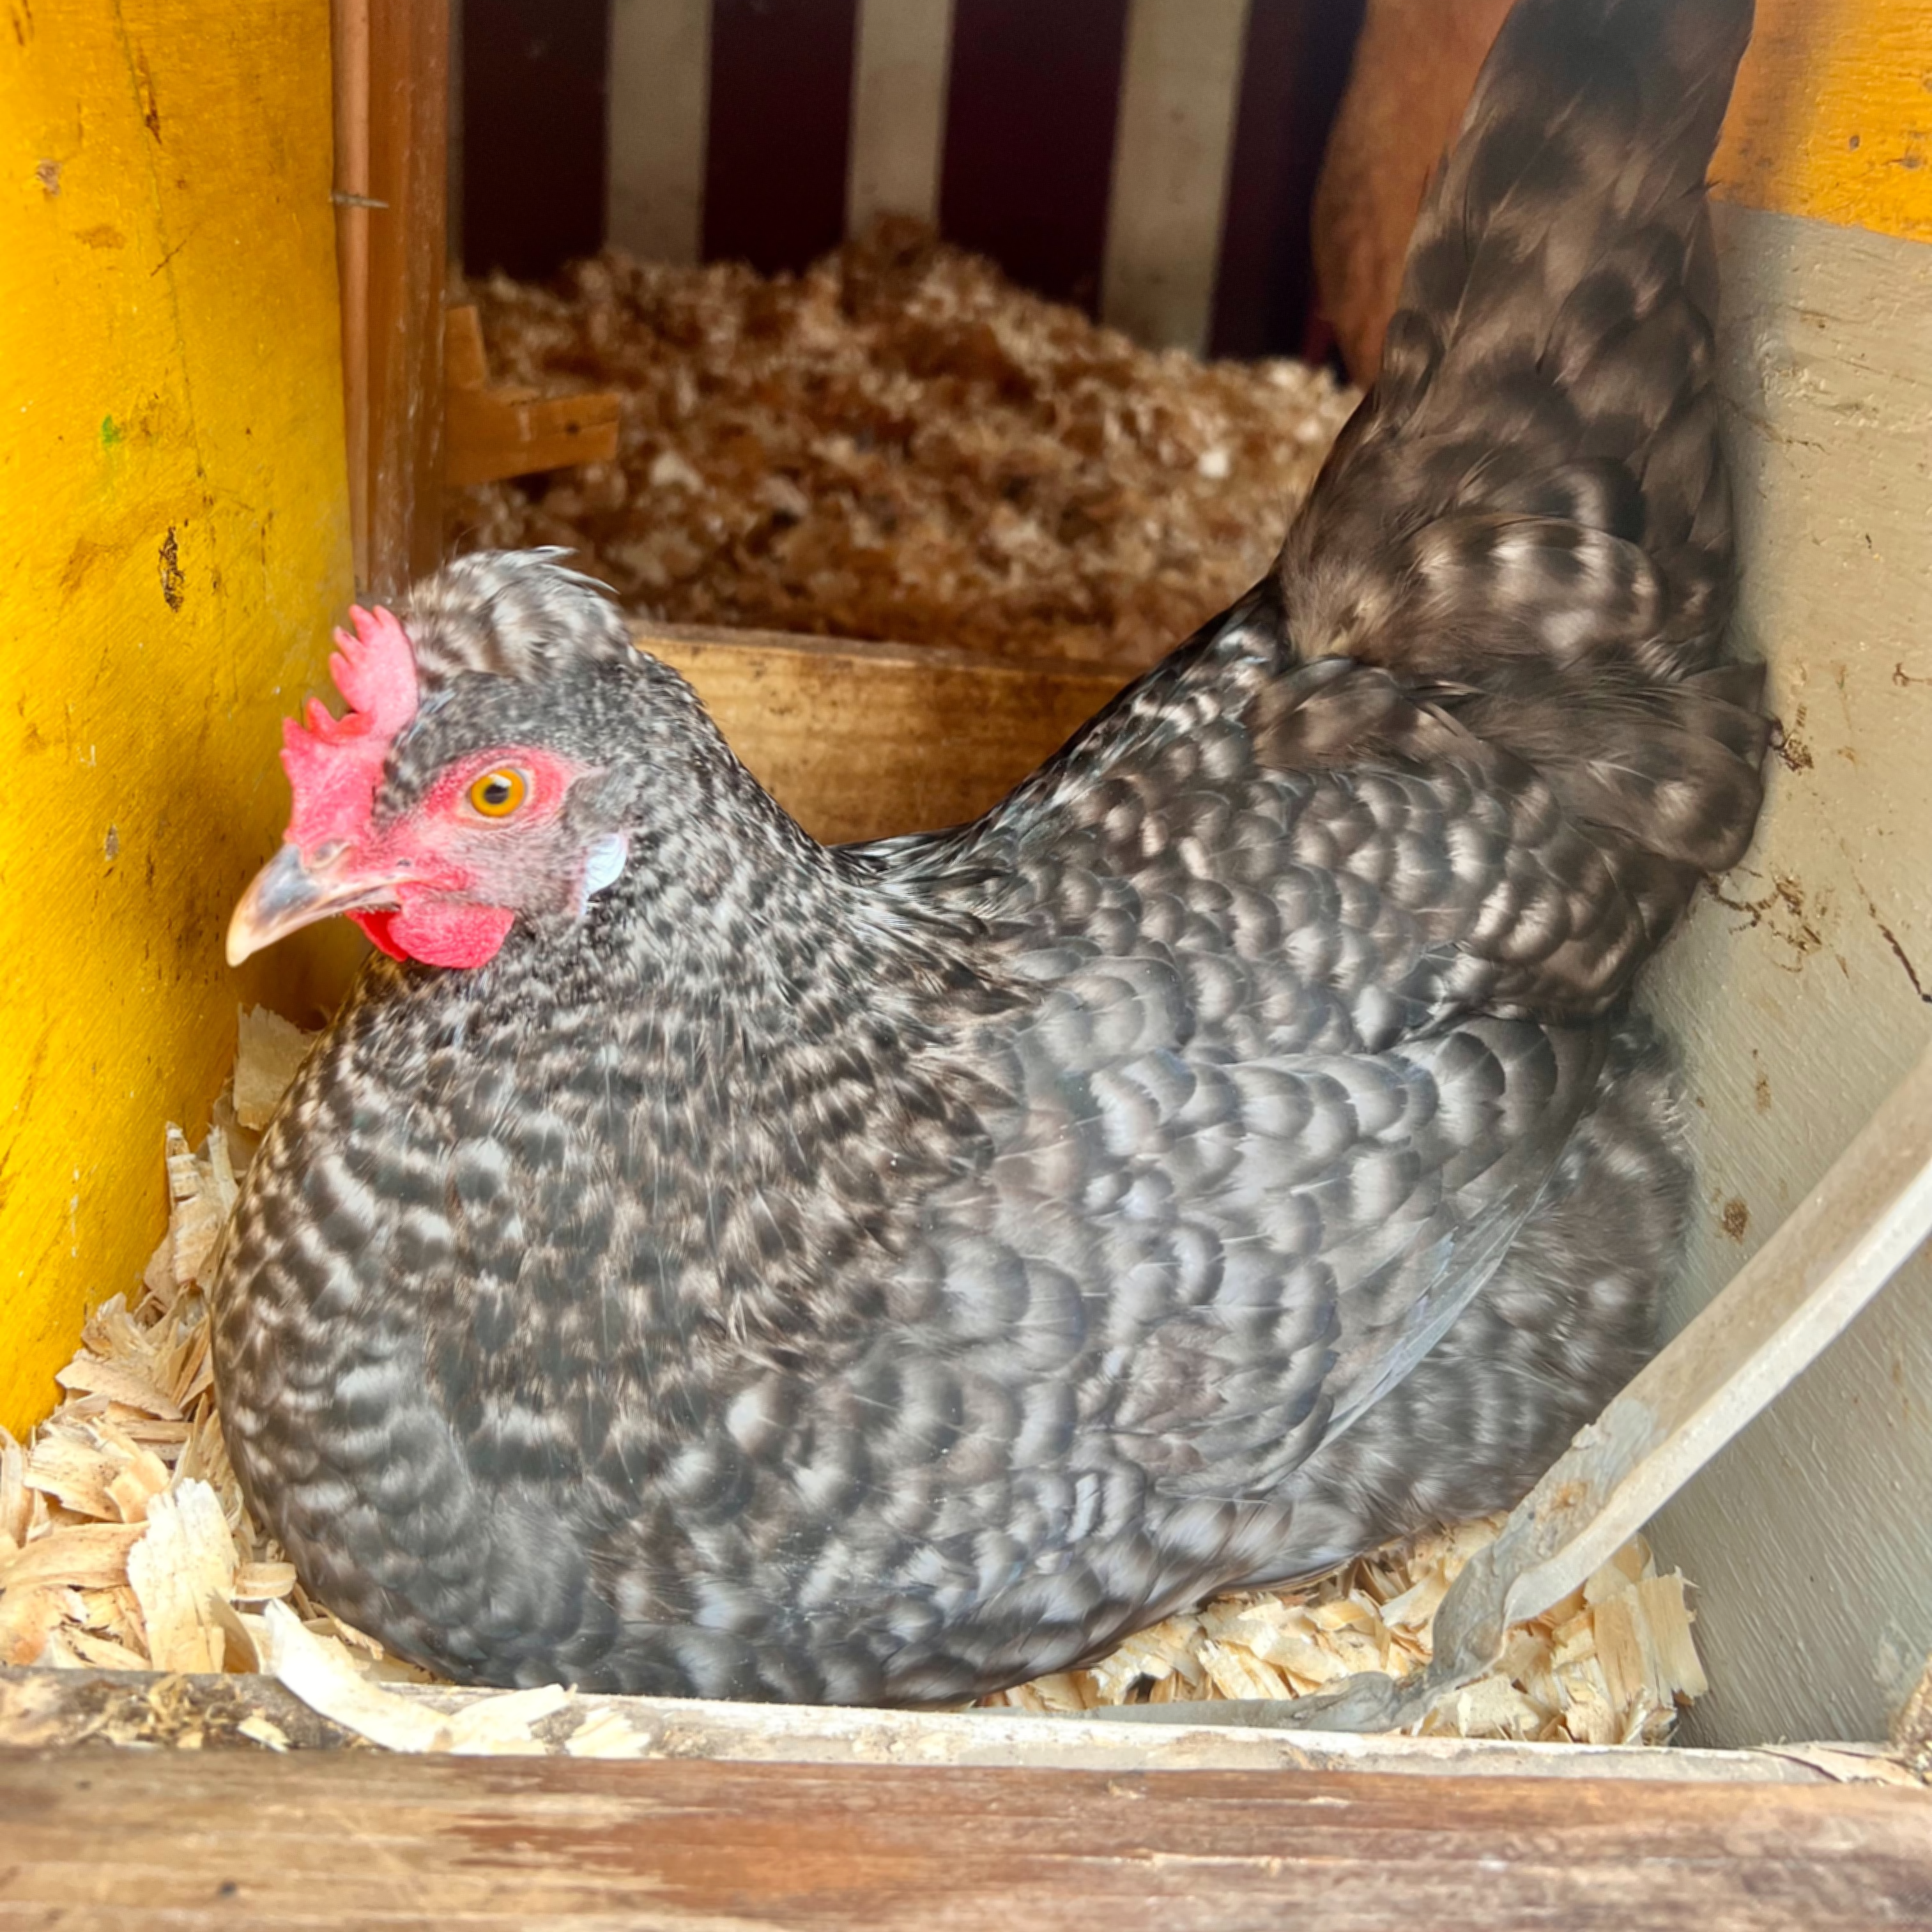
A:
[{"left": 579, "top": 833, "right": 629, "bottom": 908}]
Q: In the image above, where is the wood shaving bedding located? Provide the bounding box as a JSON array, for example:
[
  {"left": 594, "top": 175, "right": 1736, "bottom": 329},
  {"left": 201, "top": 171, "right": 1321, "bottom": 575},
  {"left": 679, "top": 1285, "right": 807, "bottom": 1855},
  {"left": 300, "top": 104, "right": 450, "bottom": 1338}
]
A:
[
  {"left": 0, "top": 1013, "right": 440, "bottom": 1694},
  {"left": 979, "top": 1520, "right": 1706, "bottom": 1746},
  {"left": 448, "top": 220, "right": 1358, "bottom": 670},
  {"left": 1, "top": 1006, "right": 1705, "bottom": 1745}
]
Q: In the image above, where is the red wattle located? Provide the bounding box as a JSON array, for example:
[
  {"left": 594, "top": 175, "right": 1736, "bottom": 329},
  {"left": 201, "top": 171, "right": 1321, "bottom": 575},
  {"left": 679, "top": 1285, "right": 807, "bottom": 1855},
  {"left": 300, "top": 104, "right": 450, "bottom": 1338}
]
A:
[
  {"left": 383, "top": 902, "right": 518, "bottom": 969},
  {"left": 349, "top": 911, "right": 410, "bottom": 960}
]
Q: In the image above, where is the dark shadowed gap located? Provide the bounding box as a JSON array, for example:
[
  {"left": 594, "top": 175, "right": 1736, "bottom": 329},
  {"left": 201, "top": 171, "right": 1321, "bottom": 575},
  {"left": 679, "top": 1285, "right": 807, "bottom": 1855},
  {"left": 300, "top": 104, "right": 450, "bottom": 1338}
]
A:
[
  {"left": 1210, "top": 0, "right": 1366, "bottom": 361},
  {"left": 703, "top": 0, "right": 861, "bottom": 274},
  {"left": 460, "top": 0, "right": 610, "bottom": 282},
  {"left": 939, "top": 0, "right": 1131, "bottom": 316}
]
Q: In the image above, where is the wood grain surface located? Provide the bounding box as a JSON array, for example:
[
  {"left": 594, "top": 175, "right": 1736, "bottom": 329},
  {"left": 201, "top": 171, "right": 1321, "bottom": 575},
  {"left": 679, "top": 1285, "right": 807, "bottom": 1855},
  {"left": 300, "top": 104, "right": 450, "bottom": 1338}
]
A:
[
  {"left": 3, "top": 1747, "right": 1929, "bottom": 1929},
  {"left": 641, "top": 623, "right": 1135, "bottom": 845}
]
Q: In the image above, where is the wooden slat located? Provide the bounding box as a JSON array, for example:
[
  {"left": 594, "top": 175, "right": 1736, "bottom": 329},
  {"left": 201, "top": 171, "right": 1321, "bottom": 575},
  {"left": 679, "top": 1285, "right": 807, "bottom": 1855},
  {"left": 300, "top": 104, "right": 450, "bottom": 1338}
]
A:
[
  {"left": 847, "top": 0, "right": 955, "bottom": 234},
  {"left": 3, "top": 1665, "right": 1882, "bottom": 1786},
  {"left": 443, "top": 307, "right": 622, "bottom": 487},
  {"left": 333, "top": 0, "right": 374, "bottom": 583},
  {"left": 939, "top": 0, "right": 1132, "bottom": 314},
  {"left": 443, "top": 302, "right": 489, "bottom": 389},
  {"left": 3, "top": 1748, "right": 1928, "bottom": 1929},
  {"left": 703, "top": 0, "right": 861, "bottom": 275},
  {"left": 607, "top": 0, "right": 713, "bottom": 264},
  {"left": 640, "top": 624, "right": 1135, "bottom": 846},
  {"left": 459, "top": 0, "right": 610, "bottom": 282},
  {"left": 1209, "top": 0, "right": 1365, "bottom": 361},
  {"left": 1100, "top": 0, "right": 1252, "bottom": 354},
  {"left": 0, "top": 0, "right": 359, "bottom": 1436},
  {"left": 360, "top": 0, "right": 451, "bottom": 596},
  {"left": 1641, "top": 205, "right": 1932, "bottom": 1757},
  {"left": 1711, "top": 0, "right": 1932, "bottom": 245}
]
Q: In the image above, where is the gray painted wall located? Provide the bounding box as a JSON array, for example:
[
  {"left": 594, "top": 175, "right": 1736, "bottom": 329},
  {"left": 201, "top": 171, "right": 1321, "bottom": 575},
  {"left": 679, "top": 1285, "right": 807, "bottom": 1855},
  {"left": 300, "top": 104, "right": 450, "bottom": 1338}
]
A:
[{"left": 1643, "top": 201, "right": 1932, "bottom": 1749}]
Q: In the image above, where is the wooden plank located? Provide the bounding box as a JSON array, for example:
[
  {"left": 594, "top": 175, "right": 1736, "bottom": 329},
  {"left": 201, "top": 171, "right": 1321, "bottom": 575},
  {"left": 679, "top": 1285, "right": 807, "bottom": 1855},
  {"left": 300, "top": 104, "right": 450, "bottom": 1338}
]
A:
[
  {"left": 459, "top": 0, "right": 609, "bottom": 283},
  {"left": 1100, "top": 0, "right": 1252, "bottom": 354},
  {"left": 939, "top": 0, "right": 1131, "bottom": 314},
  {"left": 1210, "top": 0, "right": 1365, "bottom": 361},
  {"left": 1637, "top": 206, "right": 1932, "bottom": 1751},
  {"left": 443, "top": 307, "right": 622, "bottom": 487},
  {"left": 606, "top": 0, "right": 713, "bottom": 264},
  {"left": 334, "top": 0, "right": 374, "bottom": 583},
  {"left": 361, "top": 0, "right": 450, "bottom": 597},
  {"left": 1, "top": 1748, "right": 1927, "bottom": 1929},
  {"left": 640, "top": 623, "right": 1135, "bottom": 845},
  {"left": 1498, "top": 1039, "right": 1932, "bottom": 1631},
  {"left": 2, "top": 1666, "right": 1874, "bottom": 1786},
  {"left": 847, "top": 0, "right": 954, "bottom": 233},
  {"left": 443, "top": 302, "right": 489, "bottom": 389},
  {"left": 1712, "top": 0, "right": 1932, "bottom": 243},
  {"left": 703, "top": 0, "right": 860, "bottom": 275}
]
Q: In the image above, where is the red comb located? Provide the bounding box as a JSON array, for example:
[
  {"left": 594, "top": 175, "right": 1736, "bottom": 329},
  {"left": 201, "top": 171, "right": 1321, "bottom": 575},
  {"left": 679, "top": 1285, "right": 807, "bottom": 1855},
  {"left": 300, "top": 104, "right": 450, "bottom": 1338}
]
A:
[{"left": 280, "top": 604, "right": 421, "bottom": 850}]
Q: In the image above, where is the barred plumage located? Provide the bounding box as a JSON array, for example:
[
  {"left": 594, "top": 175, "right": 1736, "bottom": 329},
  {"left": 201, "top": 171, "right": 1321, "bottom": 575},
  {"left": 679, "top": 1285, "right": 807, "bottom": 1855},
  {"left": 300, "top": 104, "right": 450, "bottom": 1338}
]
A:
[{"left": 213, "top": 0, "right": 1766, "bottom": 1704}]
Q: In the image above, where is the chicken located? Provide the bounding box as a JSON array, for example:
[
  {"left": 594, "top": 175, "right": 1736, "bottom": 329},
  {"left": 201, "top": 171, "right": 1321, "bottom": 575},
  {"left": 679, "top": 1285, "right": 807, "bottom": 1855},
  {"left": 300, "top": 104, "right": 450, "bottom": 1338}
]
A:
[{"left": 213, "top": 0, "right": 1766, "bottom": 1704}]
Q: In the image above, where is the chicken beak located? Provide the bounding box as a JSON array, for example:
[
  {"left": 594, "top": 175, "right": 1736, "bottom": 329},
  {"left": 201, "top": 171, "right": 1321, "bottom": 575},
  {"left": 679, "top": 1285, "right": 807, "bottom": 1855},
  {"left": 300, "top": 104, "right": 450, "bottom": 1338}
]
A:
[{"left": 226, "top": 844, "right": 405, "bottom": 966}]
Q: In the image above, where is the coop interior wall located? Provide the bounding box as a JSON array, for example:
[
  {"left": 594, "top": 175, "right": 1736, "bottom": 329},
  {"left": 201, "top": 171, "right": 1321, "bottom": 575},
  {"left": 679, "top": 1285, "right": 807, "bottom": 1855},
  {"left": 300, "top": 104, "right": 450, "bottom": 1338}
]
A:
[
  {"left": 0, "top": 0, "right": 358, "bottom": 1436},
  {"left": 1643, "top": 201, "right": 1932, "bottom": 1750},
  {"left": 483, "top": 0, "right": 1360, "bottom": 359}
]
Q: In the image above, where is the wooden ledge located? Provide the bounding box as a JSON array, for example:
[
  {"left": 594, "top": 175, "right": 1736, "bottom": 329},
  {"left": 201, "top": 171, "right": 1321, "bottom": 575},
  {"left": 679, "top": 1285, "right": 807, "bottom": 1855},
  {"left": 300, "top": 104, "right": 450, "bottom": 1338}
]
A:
[
  {"left": 444, "top": 305, "right": 621, "bottom": 488},
  {"left": 636, "top": 620, "right": 1138, "bottom": 845},
  {"left": 3, "top": 1742, "right": 1928, "bottom": 1929}
]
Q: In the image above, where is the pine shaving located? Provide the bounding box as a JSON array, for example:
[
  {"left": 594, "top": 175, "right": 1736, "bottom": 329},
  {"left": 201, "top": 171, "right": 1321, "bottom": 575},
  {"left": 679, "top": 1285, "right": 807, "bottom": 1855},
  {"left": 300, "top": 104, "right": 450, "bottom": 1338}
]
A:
[
  {"left": 232, "top": 1007, "right": 314, "bottom": 1132},
  {"left": 449, "top": 220, "right": 1358, "bottom": 672},
  {"left": 126, "top": 1482, "right": 237, "bottom": 1674},
  {"left": 979, "top": 1515, "right": 1708, "bottom": 1745},
  {"left": 2, "top": 1002, "right": 1707, "bottom": 1747}
]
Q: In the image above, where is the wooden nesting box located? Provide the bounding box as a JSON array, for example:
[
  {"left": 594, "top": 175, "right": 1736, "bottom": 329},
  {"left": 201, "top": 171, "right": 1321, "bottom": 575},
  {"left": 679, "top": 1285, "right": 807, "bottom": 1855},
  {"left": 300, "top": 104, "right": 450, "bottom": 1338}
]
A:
[{"left": 3, "top": 1, "right": 1931, "bottom": 1920}]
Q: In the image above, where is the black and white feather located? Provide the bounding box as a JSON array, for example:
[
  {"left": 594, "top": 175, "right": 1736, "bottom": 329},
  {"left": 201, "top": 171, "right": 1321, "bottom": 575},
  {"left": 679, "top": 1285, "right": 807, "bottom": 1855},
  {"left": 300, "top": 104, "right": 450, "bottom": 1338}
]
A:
[{"left": 213, "top": 0, "right": 1766, "bottom": 1703}]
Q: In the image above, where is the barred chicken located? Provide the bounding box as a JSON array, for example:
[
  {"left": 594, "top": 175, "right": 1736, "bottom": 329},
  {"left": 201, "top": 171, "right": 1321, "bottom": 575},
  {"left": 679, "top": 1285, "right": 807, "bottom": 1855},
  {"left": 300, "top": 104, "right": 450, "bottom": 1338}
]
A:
[{"left": 215, "top": 0, "right": 1767, "bottom": 1703}]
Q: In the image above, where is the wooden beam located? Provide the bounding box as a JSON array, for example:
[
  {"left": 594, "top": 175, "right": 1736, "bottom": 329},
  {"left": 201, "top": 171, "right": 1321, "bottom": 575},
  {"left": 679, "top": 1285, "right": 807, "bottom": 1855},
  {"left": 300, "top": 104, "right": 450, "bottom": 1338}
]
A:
[
  {"left": 5, "top": 1664, "right": 1887, "bottom": 1785},
  {"left": 1100, "top": 0, "right": 1251, "bottom": 354},
  {"left": 639, "top": 623, "right": 1136, "bottom": 846},
  {"left": 337, "top": 0, "right": 451, "bottom": 599},
  {"left": 2, "top": 1747, "right": 1927, "bottom": 1928},
  {"left": 607, "top": 0, "right": 713, "bottom": 263},
  {"left": 332, "top": 0, "right": 374, "bottom": 584},
  {"left": 443, "top": 307, "right": 622, "bottom": 487},
  {"left": 0, "top": 0, "right": 358, "bottom": 1437}
]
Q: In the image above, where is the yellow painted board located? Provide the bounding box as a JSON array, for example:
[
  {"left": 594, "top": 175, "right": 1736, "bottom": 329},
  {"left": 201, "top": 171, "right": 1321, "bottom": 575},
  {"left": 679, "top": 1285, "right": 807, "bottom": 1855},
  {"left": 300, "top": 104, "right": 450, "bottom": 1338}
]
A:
[
  {"left": 0, "top": 0, "right": 359, "bottom": 1434},
  {"left": 1714, "top": 0, "right": 1932, "bottom": 243}
]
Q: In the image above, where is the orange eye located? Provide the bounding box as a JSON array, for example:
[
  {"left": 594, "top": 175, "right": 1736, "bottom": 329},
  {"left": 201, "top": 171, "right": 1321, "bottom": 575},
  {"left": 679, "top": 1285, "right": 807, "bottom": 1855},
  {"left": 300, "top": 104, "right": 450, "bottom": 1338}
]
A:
[{"left": 466, "top": 767, "right": 529, "bottom": 818}]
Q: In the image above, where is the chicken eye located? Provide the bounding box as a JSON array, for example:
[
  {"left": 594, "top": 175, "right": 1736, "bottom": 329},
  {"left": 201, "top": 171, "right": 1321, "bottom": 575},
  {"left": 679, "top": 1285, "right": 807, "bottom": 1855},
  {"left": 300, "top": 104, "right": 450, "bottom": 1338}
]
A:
[{"left": 467, "top": 767, "right": 529, "bottom": 818}]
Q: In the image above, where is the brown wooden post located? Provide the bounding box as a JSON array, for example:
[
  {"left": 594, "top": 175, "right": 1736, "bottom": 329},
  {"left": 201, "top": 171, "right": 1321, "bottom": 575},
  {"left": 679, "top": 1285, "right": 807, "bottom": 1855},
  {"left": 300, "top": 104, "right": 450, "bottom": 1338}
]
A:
[{"left": 333, "top": 0, "right": 450, "bottom": 599}]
